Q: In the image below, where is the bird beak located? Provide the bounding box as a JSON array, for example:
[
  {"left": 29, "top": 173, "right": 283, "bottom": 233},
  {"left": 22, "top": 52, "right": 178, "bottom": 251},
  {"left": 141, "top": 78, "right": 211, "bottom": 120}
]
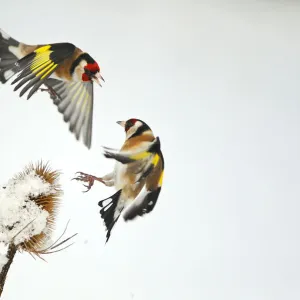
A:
[
  {"left": 92, "top": 73, "right": 105, "bottom": 87},
  {"left": 116, "top": 121, "right": 126, "bottom": 128}
]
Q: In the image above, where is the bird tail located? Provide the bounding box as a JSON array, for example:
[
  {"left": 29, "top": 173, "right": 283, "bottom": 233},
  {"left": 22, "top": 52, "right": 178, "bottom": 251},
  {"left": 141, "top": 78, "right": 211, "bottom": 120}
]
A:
[
  {"left": 98, "top": 190, "right": 124, "bottom": 243},
  {"left": 0, "top": 29, "right": 21, "bottom": 83}
]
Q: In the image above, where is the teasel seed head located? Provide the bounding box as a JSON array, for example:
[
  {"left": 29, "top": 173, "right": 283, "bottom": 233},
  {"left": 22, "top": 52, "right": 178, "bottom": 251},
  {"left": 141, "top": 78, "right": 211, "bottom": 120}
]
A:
[{"left": 12, "top": 160, "right": 63, "bottom": 253}]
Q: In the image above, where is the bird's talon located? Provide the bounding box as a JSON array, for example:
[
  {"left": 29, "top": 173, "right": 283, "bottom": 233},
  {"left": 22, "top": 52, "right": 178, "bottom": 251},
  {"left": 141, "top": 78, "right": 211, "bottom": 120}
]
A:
[{"left": 72, "top": 171, "right": 97, "bottom": 192}]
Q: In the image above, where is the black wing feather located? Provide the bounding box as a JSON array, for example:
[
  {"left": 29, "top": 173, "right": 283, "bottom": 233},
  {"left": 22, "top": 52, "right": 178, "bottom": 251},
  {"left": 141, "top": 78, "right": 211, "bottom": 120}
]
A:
[{"left": 3, "top": 43, "right": 76, "bottom": 99}]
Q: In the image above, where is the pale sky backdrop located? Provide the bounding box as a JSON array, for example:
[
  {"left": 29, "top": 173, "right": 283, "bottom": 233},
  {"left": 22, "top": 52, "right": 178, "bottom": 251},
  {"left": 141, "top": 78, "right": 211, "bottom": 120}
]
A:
[{"left": 0, "top": 1, "right": 300, "bottom": 299}]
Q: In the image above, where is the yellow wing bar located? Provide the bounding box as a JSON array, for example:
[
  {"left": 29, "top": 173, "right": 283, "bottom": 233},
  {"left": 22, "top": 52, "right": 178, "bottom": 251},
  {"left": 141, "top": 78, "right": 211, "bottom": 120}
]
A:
[
  {"left": 30, "top": 45, "right": 58, "bottom": 79},
  {"left": 158, "top": 170, "right": 164, "bottom": 187}
]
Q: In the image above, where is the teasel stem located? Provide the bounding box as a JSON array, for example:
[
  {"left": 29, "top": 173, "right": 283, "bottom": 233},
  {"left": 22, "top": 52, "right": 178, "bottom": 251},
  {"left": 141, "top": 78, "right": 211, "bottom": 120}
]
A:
[{"left": 0, "top": 244, "right": 17, "bottom": 298}]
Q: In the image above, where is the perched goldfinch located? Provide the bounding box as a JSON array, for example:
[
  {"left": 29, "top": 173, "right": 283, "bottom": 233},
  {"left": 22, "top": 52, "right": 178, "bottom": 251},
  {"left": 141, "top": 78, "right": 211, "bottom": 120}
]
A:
[
  {"left": 73, "top": 118, "right": 164, "bottom": 242},
  {"left": 0, "top": 29, "right": 104, "bottom": 149}
]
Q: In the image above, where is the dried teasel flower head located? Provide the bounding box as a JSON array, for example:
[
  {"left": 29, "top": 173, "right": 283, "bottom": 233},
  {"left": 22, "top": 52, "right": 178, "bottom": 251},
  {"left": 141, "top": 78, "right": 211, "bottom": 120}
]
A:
[{"left": 0, "top": 161, "right": 63, "bottom": 253}]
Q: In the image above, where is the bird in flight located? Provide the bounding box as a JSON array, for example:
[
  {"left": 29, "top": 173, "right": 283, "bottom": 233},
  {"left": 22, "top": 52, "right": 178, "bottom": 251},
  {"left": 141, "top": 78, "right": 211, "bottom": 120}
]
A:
[
  {"left": 73, "top": 118, "right": 165, "bottom": 242},
  {"left": 0, "top": 29, "right": 104, "bottom": 149}
]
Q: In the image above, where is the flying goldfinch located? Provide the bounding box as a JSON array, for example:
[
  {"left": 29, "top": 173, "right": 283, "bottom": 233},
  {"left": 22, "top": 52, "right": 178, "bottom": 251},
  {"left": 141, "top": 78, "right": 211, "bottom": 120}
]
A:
[
  {"left": 73, "top": 119, "right": 164, "bottom": 242},
  {"left": 0, "top": 28, "right": 104, "bottom": 149}
]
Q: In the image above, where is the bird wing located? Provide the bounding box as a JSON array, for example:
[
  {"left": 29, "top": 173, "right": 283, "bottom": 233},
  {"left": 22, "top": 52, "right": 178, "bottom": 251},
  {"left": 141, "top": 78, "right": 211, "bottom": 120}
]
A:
[
  {"left": 44, "top": 78, "right": 94, "bottom": 149},
  {"left": 123, "top": 150, "right": 164, "bottom": 221},
  {"left": 103, "top": 137, "right": 161, "bottom": 183},
  {"left": 1, "top": 43, "right": 76, "bottom": 99},
  {"left": 103, "top": 137, "right": 164, "bottom": 220},
  {"left": 102, "top": 137, "right": 161, "bottom": 164}
]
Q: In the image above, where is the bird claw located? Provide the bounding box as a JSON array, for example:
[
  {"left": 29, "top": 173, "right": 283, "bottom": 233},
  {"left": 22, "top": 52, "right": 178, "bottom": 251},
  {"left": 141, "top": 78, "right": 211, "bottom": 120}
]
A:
[
  {"left": 72, "top": 172, "right": 104, "bottom": 193},
  {"left": 40, "top": 87, "right": 57, "bottom": 100},
  {"left": 72, "top": 171, "right": 95, "bottom": 193}
]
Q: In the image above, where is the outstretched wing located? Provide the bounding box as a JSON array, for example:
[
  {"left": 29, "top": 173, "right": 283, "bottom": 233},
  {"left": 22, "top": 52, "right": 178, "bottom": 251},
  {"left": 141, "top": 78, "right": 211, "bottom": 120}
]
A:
[
  {"left": 103, "top": 137, "right": 164, "bottom": 220},
  {"left": 103, "top": 137, "right": 161, "bottom": 163},
  {"left": 0, "top": 43, "right": 76, "bottom": 99},
  {"left": 44, "top": 78, "right": 94, "bottom": 149}
]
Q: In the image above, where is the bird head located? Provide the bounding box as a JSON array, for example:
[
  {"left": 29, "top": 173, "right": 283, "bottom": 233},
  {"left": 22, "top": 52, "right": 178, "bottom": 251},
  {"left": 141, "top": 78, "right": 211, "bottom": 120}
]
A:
[
  {"left": 71, "top": 53, "right": 104, "bottom": 86},
  {"left": 117, "top": 118, "right": 153, "bottom": 139}
]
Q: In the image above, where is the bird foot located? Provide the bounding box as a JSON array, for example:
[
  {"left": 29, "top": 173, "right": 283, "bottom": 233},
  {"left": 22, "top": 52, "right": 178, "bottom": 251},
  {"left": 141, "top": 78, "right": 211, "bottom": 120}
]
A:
[
  {"left": 72, "top": 171, "right": 104, "bottom": 193},
  {"left": 40, "top": 87, "right": 57, "bottom": 99}
]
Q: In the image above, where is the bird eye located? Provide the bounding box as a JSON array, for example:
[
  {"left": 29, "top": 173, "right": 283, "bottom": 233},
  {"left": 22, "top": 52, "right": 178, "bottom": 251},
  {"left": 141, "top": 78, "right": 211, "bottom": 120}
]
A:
[
  {"left": 84, "top": 68, "right": 92, "bottom": 76},
  {"left": 125, "top": 120, "right": 134, "bottom": 131}
]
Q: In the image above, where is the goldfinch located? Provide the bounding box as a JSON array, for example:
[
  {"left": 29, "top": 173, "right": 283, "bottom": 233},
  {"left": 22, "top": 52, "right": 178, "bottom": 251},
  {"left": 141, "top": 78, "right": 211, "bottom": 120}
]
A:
[
  {"left": 0, "top": 28, "right": 104, "bottom": 149},
  {"left": 73, "top": 119, "right": 164, "bottom": 242}
]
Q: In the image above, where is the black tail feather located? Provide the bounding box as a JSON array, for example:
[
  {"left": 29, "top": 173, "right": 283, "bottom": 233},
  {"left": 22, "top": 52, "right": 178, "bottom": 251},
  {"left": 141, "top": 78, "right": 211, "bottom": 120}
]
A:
[{"left": 98, "top": 190, "right": 123, "bottom": 243}]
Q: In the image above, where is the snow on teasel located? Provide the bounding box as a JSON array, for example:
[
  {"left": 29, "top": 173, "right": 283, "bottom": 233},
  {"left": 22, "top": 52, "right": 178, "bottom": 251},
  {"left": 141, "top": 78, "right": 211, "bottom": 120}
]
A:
[{"left": 0, "top": 162, "right": 62, "bottom": 252}]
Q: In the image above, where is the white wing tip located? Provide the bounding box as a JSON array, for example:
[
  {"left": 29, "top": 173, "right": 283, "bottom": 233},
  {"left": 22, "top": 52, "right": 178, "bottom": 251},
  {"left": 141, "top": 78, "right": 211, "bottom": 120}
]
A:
[{"left": 0, "top": 29, "right": 10, "bottom": 40}]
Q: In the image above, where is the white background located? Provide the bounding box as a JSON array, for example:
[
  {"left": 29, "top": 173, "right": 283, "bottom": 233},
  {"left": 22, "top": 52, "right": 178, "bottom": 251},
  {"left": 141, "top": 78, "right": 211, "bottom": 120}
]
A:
[{"left": 0, "top": 1, "right": 300, "bottom": 299}]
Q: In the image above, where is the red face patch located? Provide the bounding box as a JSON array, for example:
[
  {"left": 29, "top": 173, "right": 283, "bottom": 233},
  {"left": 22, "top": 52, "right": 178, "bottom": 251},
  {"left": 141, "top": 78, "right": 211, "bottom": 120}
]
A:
[
  {"left": 82, "top": 62, "right": 100, "bottom": 82},
  {"left": 86, "top": 62, "right": 100, "bottom": 73},
  {"left": 125, "top": 118, "right": 137, "bottom": 131},
  {"left": 82, "top": 73, "right": 89, "bottom": 82}
]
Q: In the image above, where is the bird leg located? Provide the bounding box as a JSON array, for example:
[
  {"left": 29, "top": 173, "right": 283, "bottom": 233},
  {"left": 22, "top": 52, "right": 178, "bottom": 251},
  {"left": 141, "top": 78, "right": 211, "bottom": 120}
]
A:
[
  {"left": 72, "top": 171, "right": 106, "bottom": 193},
  {"left": 40, "top": 86, "right": 57, "bottom": 100}
]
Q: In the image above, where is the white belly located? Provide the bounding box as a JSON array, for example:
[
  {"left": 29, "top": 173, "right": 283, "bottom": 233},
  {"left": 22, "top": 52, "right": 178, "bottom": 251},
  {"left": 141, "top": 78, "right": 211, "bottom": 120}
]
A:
[{"left": 113, "top": 161, "right": 128, "bottom": 190}]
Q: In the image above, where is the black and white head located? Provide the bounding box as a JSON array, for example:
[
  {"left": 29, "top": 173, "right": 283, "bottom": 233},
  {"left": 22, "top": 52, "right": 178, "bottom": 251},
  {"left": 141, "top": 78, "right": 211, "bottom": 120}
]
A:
[
  {"left": 117, "top": 118, "right": 153, "bottom": 139},
  {"left": 70, "top": 53, "right": 104, "bottom": 86}
]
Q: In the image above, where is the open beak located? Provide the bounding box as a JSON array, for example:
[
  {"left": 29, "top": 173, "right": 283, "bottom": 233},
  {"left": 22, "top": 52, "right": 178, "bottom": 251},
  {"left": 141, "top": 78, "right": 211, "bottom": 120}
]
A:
[
  {"left": 116, "top": 121, "right": 126, "bottom": 128},
  {"left": 92, "top": 73, "right": 105, "bottom": 87}
]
